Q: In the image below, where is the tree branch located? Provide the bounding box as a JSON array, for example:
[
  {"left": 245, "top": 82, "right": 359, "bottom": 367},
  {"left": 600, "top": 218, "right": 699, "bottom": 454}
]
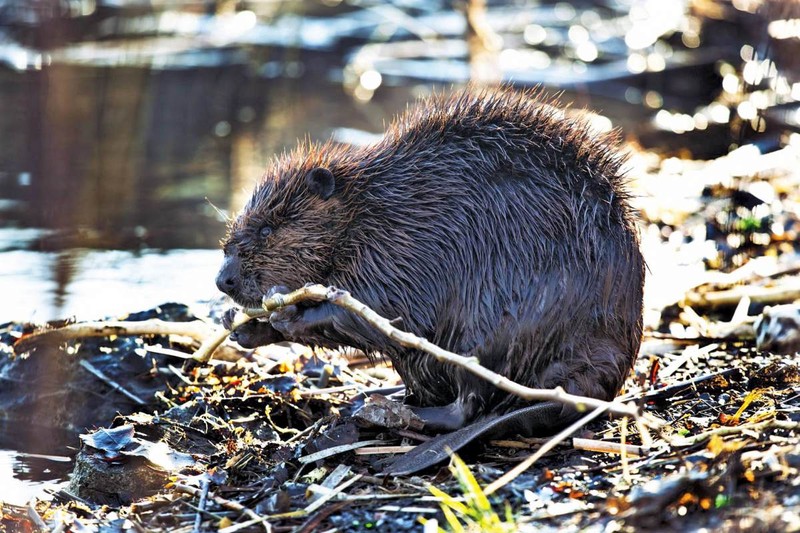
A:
[
  {"left": 193, "top": 284, "right": 641, "bottom": 420},
  {"left": 15, "top": 319, "right": 218, "bottom": 355}
]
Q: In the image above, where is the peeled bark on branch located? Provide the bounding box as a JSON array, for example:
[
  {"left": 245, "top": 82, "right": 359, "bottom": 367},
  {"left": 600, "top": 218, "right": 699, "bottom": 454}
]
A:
[
  {"left": 16, "top": 319, "right": 206, "bottom": 354},
  {"left": 193, "top": 284, "right": 641, "bottom": 421}
]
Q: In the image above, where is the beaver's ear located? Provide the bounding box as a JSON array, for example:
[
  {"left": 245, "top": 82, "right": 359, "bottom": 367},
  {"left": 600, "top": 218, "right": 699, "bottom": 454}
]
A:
[{"left": 305, "top": 167, "right": 336, "bottom": 200}]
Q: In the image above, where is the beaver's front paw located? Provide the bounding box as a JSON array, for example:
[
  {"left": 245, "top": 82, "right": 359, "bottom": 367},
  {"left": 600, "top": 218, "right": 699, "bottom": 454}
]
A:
[
  {"left": 266, "top": 284, "right": 332, "bottom": 342},
  {"left": 263, "top": 285, "right": 293, "bottom": 304},
  {"left": 268, "top": 304, "right": 307, "bottom": 340},
  {"left": 223, "top": 308, "right": 284, "bottom": 348}
]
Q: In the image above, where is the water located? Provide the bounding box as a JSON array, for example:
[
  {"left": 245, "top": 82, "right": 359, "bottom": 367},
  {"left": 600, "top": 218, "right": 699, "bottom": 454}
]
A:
[
  {"left": 0, "top": 0, "right": 722, "bottom": 322},
  {"left": 0, "top": 422, "right": 74, "bottom": 505},
  {"left": 0, "top": 61, "right": 426, "bottom": 322},
  {"left": 1, "top": 248, "right": 223, "bottom": 323},
  {"left": 0, "top": 450, "right": 70, "bottom": 505}
]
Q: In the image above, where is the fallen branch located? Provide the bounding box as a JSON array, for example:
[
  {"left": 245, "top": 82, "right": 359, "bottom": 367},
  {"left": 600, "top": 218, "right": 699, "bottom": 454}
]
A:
[
  {"left": 194, "top": 284, "right": 641, "bottom": 420},
  {"left": 682, "top": 279, "right": 800, "bottom": 309},
  {"left": 79, "top": 360, "right": 146, "bottom": 405},
  {"left": 14, "top": 319, "right": 242, "bottom": 361}
]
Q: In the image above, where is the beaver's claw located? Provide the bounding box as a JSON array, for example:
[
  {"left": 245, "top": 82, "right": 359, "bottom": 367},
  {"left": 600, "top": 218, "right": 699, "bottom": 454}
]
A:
[{"left": 223, "top": 307, "right": 284, "bottom": 348}]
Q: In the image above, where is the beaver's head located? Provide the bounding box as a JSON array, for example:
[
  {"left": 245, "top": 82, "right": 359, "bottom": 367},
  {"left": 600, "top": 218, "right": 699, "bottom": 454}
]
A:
[{"left": 216, "top": 158, "right": 349, "bottom": 308}]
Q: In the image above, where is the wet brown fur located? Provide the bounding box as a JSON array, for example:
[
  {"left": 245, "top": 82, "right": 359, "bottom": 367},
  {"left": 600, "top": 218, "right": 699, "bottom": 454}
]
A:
[{"left": 219, "top": 86, "right": 645, "bottom": 428}]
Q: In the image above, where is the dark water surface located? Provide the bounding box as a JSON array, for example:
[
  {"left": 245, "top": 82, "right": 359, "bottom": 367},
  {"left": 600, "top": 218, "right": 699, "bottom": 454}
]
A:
[
  {"left": 0, "top": 63, "right": 428, "bottom": 322},
  {"left": 0, "top": 421, "right": 73, "bottom": 505}
]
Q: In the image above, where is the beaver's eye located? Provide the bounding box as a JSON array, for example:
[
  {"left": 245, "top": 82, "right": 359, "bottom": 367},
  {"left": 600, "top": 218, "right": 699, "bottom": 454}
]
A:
[{"left": 259, "top": 226, "right": 273, "bottom": 239}]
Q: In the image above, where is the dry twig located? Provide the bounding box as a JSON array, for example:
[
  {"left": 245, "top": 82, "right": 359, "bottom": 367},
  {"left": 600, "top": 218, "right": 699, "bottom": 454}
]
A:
[
  {"left": 666, "top": 418, "right": 800, "bottom": 447},
  {"left": 484, "top": 403, "right": 612, "bottom": 495},
  {"left": 194, "top": 284, "right": 641, "bottom": 420},
  {"left": 572, "top": 437, "right": 646, "bottom": 457},
  {"left": 174, "top": 482, "right": 273, "bottom": 532},
  {"left": 192, "top": 478, "right": 210, "bottom": 533},
  {"left": 297, "top": 440, "right": 384, "bottom": 464},
  {"left": 79, "top": 359, "right": 146, "bottom": 405},
  {"left": 14, "top": 319, "right": 242, "bottom": 360}
]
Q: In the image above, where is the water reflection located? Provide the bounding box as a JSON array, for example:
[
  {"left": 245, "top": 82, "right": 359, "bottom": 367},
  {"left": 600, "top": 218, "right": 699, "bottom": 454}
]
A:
[
  {"left": 0, "top": 0, "right": 791, "bottom": 322},
  {"left": 0, "top": 421, "right": 73, "bottom": 505},
  {"left": 0, "top": 47, "right": 435, "bottom": 322},
  {"left": 0, "top": 449, "right": 70, "bottom": 505},
  {"left": 1, "top": 248, "right": 223, "bottom": 322}
]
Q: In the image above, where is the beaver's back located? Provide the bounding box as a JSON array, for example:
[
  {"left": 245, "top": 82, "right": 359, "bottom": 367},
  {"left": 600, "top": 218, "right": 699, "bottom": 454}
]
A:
[{"left": 326, "top": 88, "right": 644, "bottom": 414}]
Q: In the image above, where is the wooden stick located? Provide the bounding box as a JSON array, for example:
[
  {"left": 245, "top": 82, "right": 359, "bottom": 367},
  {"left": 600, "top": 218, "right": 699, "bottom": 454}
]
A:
[
  {"left": 192, "top": 478, "right": 210, "bottom": 533},
  {"left": 174, "top": 483, "right": 272, "bottom": 532},
  {"left": 683, "top": 280, "right": 800, "bottom": 309},
  {"left": 353, "top": 446, "right": 416, "bottom": 455},
  {"left": 484, "top": 404, "right": 611, "bottom": 495},
  {"left": 297, "top": 439, "right": 384, "bottom": 464},
  {"left": 26, "top": 504, "right": 47, "bottom": 531},
  {"left": 660, "top": 343, "right": 718, "bottom": 378},
  {"left": 79, "top": 360, "right": 146, "bottom": 405},
  {"left": 297, "top": 384, "right": 361, "bottom": 398},
  {"left": 303, "top": 474, "right": 362, "bottom": 515},
  {"left": 620, "top": 417, "right": 631, "bottom": 484},
  {"left": 572, "top": 437, "right": 646, "bottom": 457},
  {"left": 15, "top": 319, "right": 215, "bottom": 355},
  {"left": 195, "top": 285, "right": 641, "bottom": 420}
]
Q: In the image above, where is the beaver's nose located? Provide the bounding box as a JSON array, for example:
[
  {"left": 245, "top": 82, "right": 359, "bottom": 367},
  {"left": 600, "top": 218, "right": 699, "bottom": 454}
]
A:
[
  {"left": 216, "top": 274, "right": 236, "bottom": 294},
  {"left": 215, "top": 254, "right": 240, "bottom": 295}
]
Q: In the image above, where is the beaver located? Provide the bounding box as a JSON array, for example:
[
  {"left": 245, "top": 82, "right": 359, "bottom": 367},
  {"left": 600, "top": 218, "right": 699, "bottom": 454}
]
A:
[{"left": 216, "top": 87, "right": 645, "bottom": 455}]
